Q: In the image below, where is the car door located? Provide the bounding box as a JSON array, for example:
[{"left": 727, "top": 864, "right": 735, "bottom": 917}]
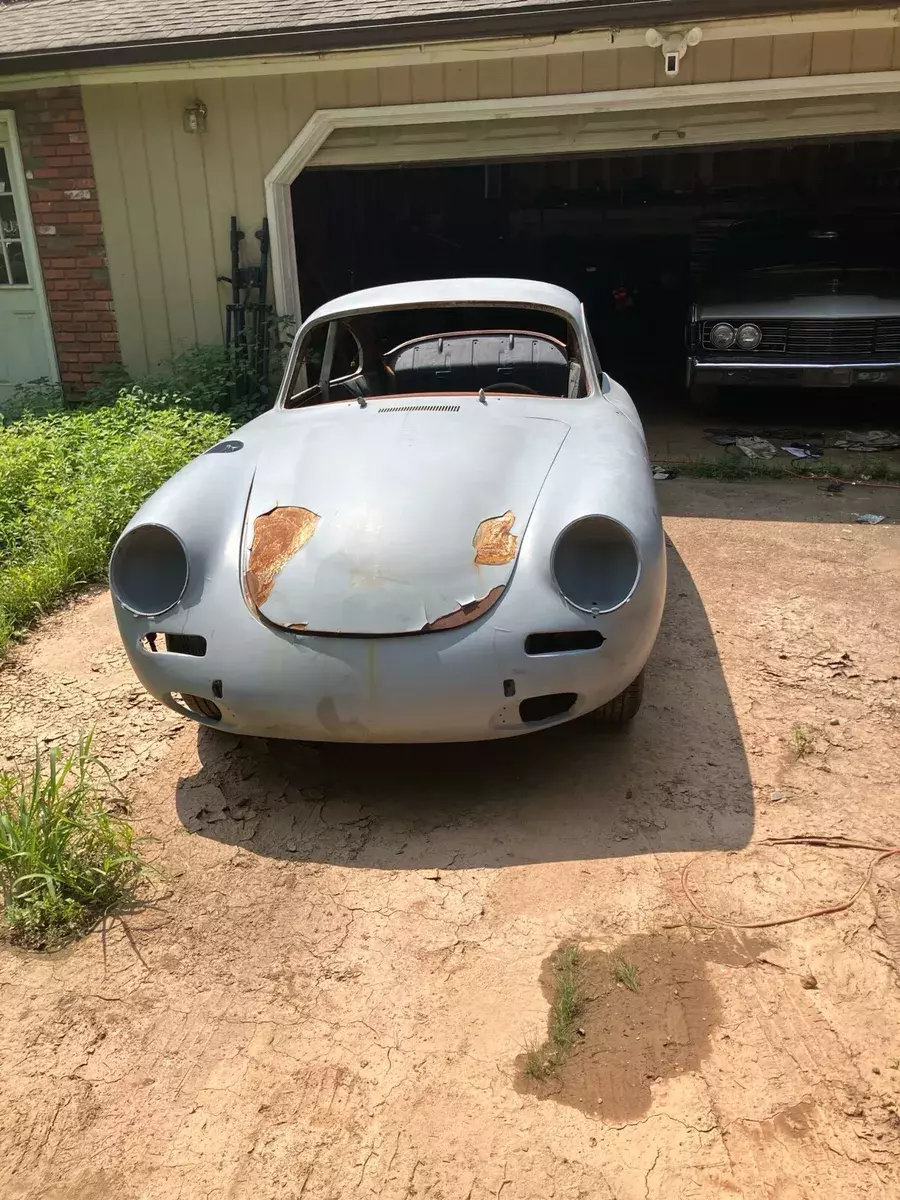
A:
[{"left": 0, "top": 115, "right": 57, "bottom": 404}]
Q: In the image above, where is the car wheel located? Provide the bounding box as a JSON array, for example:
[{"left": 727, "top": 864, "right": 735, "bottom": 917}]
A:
[
  {"left": 590, "top": 669, "right": 644, "bottom": 725},
  {"left": 688, "top": 382, "right": 720, "bottom": 417}
]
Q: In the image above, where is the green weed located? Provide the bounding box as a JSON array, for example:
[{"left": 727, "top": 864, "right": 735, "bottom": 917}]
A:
[
  {"left": 522, "top": 1037, "right": 550, "bottom": 1080},
  {"left": 523, "top": 944, "right": 584, "bottom": 1079},
  {"left": 790, "top": 723, "right": 818, "bottom": 758},
  {"left": 0, "top": 734, "right": 147, "bottom": 948},
  {"left": 611, "top": 957, "right": 640, "bottom": 992}
]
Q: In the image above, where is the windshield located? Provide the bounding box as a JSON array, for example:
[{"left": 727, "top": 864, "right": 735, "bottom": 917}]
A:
[
  {"left": 708, "top": 216, "right": 900, "bottom": 276},
  {"left": 283, "top": 304, "right": 588, "bottom": 407}
]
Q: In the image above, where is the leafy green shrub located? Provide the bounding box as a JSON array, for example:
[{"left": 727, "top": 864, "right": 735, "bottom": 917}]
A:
[
  {"left": 0, "top": 394, "right": 231, "bottom": 653},
  {"left": 0, "top": 735, "right": 147, "bottom": 949},
  {"left": 0, "top": 377, "right": 65, "bottom": 425},
  {"left": 137, "top": 344, "right": 236, "bottom": 413},
  {"left": 115, "top": 331, "right": 290, "bottom": 421}
]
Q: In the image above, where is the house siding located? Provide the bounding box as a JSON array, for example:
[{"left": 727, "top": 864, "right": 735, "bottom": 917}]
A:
[
  {"left": 79, "top": 28, "right": 880, "bottom": 375},
  {"left": 0, "top": 86, "right": 121, "bottom": 394}
]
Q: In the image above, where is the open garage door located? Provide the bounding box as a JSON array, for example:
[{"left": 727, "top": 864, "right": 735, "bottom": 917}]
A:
[
  {"left": 288, "top": 85, "right": 900, "bottom": 426},
  {"left": 294, "top": 133, "right": 900, "bottom": 405}
]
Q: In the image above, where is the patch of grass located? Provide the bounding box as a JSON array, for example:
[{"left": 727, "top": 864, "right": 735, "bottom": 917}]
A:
[
  {"left": 0, "top": 395, "right": 231, "bottom": 656},
  {"left": 523, "top": 944, "right": 584, "bottom": 1078},
  {"left": 790, "top": 723, "right": 818, "bottom": 758},
  {"left": 550, "top": 943, "right": 583, "bottom": 1053},
  {"left": 0, "top": 735, "right": 148, "bottom": 949},
  {"left": 653, "top": 455, "right": 900, "bottom": 484},
  {"left": 611, "top": 956, "right": 640, "bottom": 992},
  {"left": 522, "top": 1037, "right": 550, "bottom": 1080}
]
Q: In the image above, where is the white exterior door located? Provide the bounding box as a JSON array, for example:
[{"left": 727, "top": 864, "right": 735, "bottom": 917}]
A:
[{"left": 0, "top": 113, "right": 56, "bottom": 403}]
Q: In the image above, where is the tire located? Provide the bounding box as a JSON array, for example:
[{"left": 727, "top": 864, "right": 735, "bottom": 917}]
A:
[
  {"left": 591, "top": 670, "right": 645, "bottom": 725},
  {"left": 688, "top": 382, "right": 720, "bottom": 418}
]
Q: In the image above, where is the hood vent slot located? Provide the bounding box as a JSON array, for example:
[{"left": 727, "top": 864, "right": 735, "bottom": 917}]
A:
[{"left": 377, "top": 404, "right": 461, "bottom": 414}]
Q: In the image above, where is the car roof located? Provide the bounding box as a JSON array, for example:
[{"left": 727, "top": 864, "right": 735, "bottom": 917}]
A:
[{"left": 303, "top": 278, "right": 583, "bottom": 326}]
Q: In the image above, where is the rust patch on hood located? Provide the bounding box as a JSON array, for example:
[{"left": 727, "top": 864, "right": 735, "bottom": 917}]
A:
[
  {"left": 246, "top": 506, "right": 320, "bottom": 606},
  {"left": 423, "top": 585, "right": 505, "bottom": 632},
  {"left": 473, "top": 510, "right": 517, "bottom": 566}
]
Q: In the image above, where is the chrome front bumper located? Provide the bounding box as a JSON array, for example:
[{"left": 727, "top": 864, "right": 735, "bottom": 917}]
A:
[{"left": 691, "top": 358, "right": 900, "bottom": 388}]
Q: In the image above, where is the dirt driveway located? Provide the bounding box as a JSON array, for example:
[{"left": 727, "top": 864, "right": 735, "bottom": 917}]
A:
[{"left": 2, "top": 479, "right": 900, "bottom": 1200}]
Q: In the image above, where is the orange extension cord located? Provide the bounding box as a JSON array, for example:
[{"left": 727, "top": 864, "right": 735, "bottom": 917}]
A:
[{"left": 680, "top": 837, "right": 900, "bottom": 930}]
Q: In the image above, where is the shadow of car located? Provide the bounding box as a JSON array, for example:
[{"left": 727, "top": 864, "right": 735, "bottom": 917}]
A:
[{"left": 174, "top": 542, "right": 753, "bottom": 870}]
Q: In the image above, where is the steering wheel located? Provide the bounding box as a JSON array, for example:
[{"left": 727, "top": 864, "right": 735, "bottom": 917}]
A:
[{"left": 481, "top": 380, "right": 539, "bottom": 395}]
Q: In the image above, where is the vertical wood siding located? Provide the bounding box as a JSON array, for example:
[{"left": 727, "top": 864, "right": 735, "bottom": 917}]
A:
[{"left": 83, "top": 30, "right": 860, "bottom": 373}]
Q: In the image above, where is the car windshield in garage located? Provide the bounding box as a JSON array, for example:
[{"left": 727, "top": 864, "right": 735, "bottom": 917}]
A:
[{"left": 709, "top": 216, "right": 898, "bottom": 277}]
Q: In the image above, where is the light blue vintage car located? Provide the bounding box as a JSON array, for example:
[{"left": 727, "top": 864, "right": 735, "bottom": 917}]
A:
[{"left": 110, "top": 279, "right": 666, "bottom": 743}]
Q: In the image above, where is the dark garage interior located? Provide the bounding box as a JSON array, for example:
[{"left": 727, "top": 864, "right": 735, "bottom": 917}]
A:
[{"left": 292, "top": 134, "right": 900, "bottom": 423}]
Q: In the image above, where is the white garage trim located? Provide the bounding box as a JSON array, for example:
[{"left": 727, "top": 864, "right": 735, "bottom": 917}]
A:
[{"left": 265, "top": 68, "right": 900, "bottom": 325}]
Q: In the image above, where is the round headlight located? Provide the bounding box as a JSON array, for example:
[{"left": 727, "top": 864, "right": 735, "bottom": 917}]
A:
[
  {"left": 736, "top": 322, "right": 762, "bottom": 350},
  {"left": 710, "top": 322, "right": 736, "bottom": 350},
  {"left": 110, "top": 524, "right": 189, "bottom": 616},
  {"left": 552, "top": 516, "right": 640, "bottom": 614}
]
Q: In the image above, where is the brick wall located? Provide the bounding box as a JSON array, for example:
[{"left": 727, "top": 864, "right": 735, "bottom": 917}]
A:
[{"left": 0, "top": 86, "right": 121, "bottom": 395}]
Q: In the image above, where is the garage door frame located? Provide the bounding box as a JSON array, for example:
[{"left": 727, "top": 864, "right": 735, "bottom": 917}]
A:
[{"left": 265, "top": 68, "right": 900, "bottom": 325}]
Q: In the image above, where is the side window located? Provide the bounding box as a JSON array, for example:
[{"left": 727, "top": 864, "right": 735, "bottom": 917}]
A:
[
  {"left": 301, "top": 321, "right": 360, "bottom": 387},
  {"left": 0, "top": 147, "right": 29, "bottom": 286}
]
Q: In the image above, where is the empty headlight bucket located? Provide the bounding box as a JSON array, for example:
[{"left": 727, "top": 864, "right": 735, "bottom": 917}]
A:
[
  {"left": 736, "top": 322, "right": 762, "bottom": 350},
  {"left": 552, "top": 516, "right": 641, "bottom": 614},
  {"left": 110, "top": 524, "right": 189, "bottom": 617},
  {"left": 710, "top": 322, "right": 736, "bottom": 350}
]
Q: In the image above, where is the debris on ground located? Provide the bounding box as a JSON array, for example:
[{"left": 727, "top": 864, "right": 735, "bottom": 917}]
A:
[
  {"left": 820, "top": 481, "right": 845, "bottom": 495},
  {"left": 832, "top": 430, "right": 900, "bottom": 452},
  {"left": 856, "top": 513, "right": 886, "bottom": 525},
  {"left": 652, "top": 465, "right": 677, "bottom": 480},
  {"left": 736, "top": 435, "right": 778, "bottom": 459},
  {"left": 705, "top": 427, "right": 826, "bottom": 440},
  {"left": 782, "top": 442, "right": 823, "bottom": 459}
]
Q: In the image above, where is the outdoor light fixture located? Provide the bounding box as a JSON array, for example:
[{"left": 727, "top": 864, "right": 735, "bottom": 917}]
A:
[
  {"left": 183, "top": 100, "right": 208, "bottom": 134},
  {"left": 645, "top": 26, "right": 703, "bottom": 77}
]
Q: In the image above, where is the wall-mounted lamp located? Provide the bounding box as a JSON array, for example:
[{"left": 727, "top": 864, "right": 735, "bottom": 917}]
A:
[
  {"left": 645, "top": 27, "right": 702, "bottom": 78},
  {"left": 183, "top": 100, "right": 208, "bottom": 134}
]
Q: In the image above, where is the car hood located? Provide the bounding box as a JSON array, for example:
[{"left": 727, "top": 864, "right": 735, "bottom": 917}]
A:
[
  {"left": 242, "top": 402, "right": 569, "bottom": 635},
  {"left": 696, "top": 268, "right": 900, "bottom": 320}
]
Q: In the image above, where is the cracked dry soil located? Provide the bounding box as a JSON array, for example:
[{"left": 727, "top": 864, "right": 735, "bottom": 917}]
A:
[{"left": 2, "top": 479, "right": 900, "bottom": 1199}]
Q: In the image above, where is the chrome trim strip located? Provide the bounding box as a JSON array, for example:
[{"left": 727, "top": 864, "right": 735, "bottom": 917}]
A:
[{"left": 692, "top": 359, "right": 900, "bottom": 370}]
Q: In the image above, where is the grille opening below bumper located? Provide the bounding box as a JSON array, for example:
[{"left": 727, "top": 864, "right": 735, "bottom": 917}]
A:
[
  {"left": 173, "top": 693, "right": 222, "bottom": 721},
  {"left": 142, "top": 633, "right": 207, "bottom": 656},
  {"left": 519, "top": 693, "right": 578, "bottom": 723},
  {"left": 525, "top": 631, "right": 604, "bottom": 655}
]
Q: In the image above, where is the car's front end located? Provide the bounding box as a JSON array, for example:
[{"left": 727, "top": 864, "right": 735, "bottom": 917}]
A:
[
  {"left": 109, "top": 399, "right": 665, "bottom": 743},
  {"left": 689, "top": 283, "right": 900, "bottom": 394},
  {"left": 686, "top": 219, "right": 900, "bottom": 404}
]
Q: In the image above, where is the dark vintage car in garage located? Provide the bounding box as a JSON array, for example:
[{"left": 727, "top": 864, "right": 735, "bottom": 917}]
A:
[{"left": 687, "top": 216, "right": 900, "bottom": 412}]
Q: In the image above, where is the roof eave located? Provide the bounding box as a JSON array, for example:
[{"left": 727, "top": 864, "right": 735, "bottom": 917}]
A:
[{"left": 0, "top": 0, "right": 880, "bottom": 78}]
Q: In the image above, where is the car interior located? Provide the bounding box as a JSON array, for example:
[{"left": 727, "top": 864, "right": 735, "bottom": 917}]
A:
[{"left": 283, "top": 304, "right": 589, "bottom": 406}]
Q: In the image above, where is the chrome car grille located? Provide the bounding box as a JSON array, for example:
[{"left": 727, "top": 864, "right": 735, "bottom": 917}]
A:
[
  {"left": 699, "top": 319, "right": 900, "bottom": 361},
  {"left": 787, "top": 320, "right": 876, "bottom": 358}
]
